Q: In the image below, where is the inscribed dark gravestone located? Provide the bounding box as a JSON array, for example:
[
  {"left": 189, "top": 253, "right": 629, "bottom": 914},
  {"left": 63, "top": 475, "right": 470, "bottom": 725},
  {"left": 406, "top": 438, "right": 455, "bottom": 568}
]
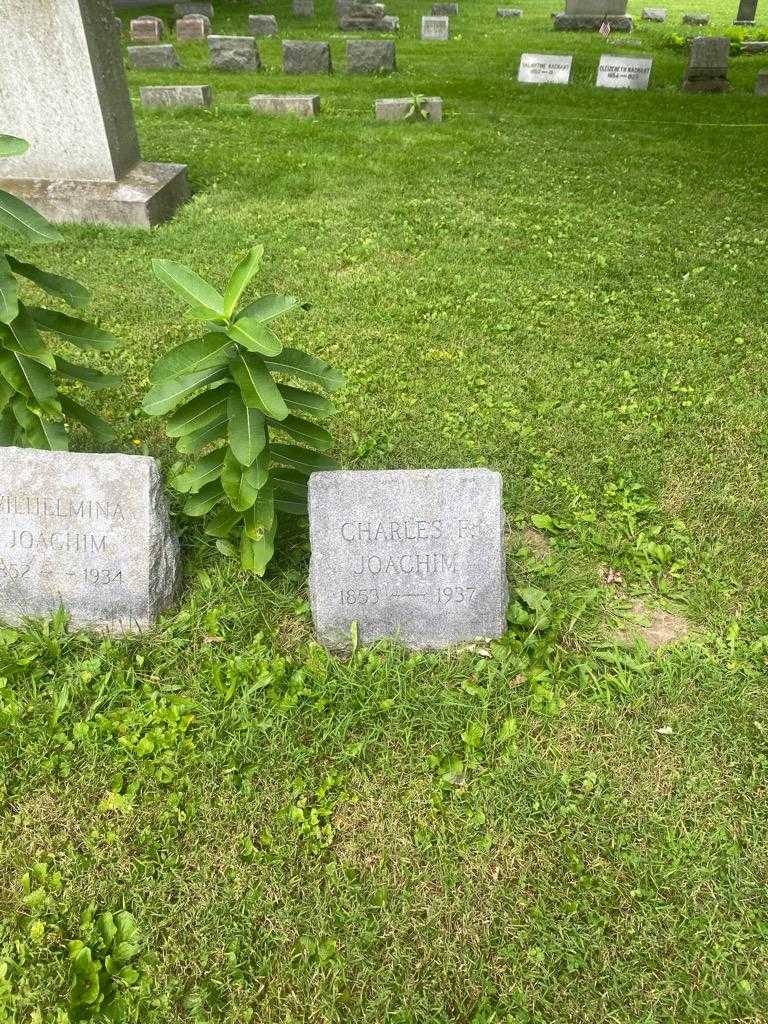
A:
[
  {"left": 734, "top": 0, "right": 757, "bottom": 22},
  {"left": 0, "top": 450, "right": 180, "bottom": 632},
  {"left": 309, "top": 470, "right": 508, "bottom": 651}
]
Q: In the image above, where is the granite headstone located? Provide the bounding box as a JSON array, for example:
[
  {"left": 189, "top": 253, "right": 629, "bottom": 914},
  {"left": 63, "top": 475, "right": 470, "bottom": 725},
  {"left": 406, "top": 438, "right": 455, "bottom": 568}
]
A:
[
  {"left": 176, "top": 14, "right": 210, "bottom": 39},
  {"left": 596, "top": 53, "right": 652, "bottom": 88},
  {"left": 422, "top": 15, "right": 450, "bottom": 38},
  {"left": 282, "top": 40, "right": 332, "bottom": 73},
  {"left": 681, "top": 34, "right": 730, "bottom": 91},
  {"left": 347, "top": 39, "right": 396, "bottom": 72},
  {"left": 208, "top": 35, "right": 260, "bottom": 70},
  {"left": 127, "top": 44, "right": 181, "bottom": 69},
  {"left": 375, "top": 96, "right": 443, "bottom": 120},
  {"left": 140, "top": 85, "right": 213, "bottom": 107},
  {"left": 518, "top": 52, "right": 573, "bottom": 83},
  {"left": 249, "top": 14, "right": 279, "bottom": 35},
  {"left": 250, "top": 93, "right": 321, "bottom": 115},
  {"left": 554, "top": 0, "right": 632, "bottom": 31}
]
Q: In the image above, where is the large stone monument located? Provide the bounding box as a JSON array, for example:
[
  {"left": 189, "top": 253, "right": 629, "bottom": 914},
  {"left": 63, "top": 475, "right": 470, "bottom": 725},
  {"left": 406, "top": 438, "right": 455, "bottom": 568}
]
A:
[
  {"left": 0, "top": 0, "right": 188, "bottom": 228},
  {"left": 554, "top": 0, "right": 633, "bottom": 31}
]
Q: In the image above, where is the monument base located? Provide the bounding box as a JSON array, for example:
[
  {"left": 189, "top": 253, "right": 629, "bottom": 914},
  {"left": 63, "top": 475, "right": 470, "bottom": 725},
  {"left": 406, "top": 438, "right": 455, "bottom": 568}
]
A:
[
  {"left": 681, "top": 78, "right": 731, "bottom": 92},
  {"left": 553, "top": 12, "right": 633, "bottom": 29},
  {"left": 0, "top": 161, "right": 188, "bottom": 229},
  {"left": 734, "top": 18, "right": 756, "bottom": 23}
]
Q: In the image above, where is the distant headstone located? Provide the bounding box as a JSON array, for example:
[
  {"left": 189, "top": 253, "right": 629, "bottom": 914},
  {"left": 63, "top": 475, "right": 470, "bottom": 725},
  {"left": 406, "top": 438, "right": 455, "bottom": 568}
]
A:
[
  {"left": 742, "top": 39, "right": 768, "bottom": 52},
  {"left": 128, "top": 43, "right": 181, "bottom": 68},
  {"left": 176, "top": 14, "right": 210, "bottom": 40},
  {"left": 175, "top": 2, "right": 214, "bottom": 16},
  {"left": 682, "top": 11, "right": 710, "bottom": 23},
  {"left": 596, "top": 52, "right": 652, "bottom": 87},
  {"left": 293, "top": 0, "right": 315, "bottom": 15},
  {"left": 375, "top": 96, "right": 443, "bottom": 120},
  {"left": 347, "top": 39, "right": 396, "bottom": 72},
  {"left": 282, "top": 39, "right": 332, "bottom": 72},
  {"left": 755, "top": 67, "right": 768, "bottom": 93},
  {"left": 554, "top": 0, "right": 632, "bottom": 31},
  {"left": 130, "top": 15, "right": 163, "bottom": 41},
  {"left": 250, "top": 93, "right": 321, "bottom": 115},
  {"left": 338, "top": 3, "right": 388, "bottom": 30},
  {"left": 734, "top": 0, "right": 757, "bottom": 22},
  {"left": 0, "top": 0, "right": 188, "bottom": 229},
  {"left": 432, "top": 2, "right": 458, "bottom": 13},
  {"left": 608, "top": 36, "right": 644, "bottom": 45},
  {"left": 382, "top": 15, "right": 400, "bottom": 29},
  {"left": 497, "top": 7, "right": 523, "bottom": 14},
  {"left": 681, "top": 34, "right": 730, "bottom": 90},
  {"left": 114, "top": 16, "right": 123, "bottom": 34},
  {"left": 642, "top": 6, "right": 667, "bottom": 18},
  {"left": 140, "top": 84, "right": 213, "bottom": 107},
  {"left": 249, "top": 14, "right": 279, "bottom": 35},
  {"left": 518, "top": 51, "right": 572, "bottom": 83},
  {"left": 0, "top": 449, "right": 181, "bottom": 633},
  {"left": 208, "top": 35, "right": 260, "bottom": 70},
  {"left": 422, "top": 15, "right": 450, "bottom": 38},
  {"left": 308, "top": 469, "right": 508, "bottom": 652}
]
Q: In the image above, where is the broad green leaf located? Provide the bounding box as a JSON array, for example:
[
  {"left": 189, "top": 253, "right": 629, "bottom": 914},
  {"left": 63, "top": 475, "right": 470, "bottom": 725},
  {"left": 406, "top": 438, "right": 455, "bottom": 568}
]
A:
[
  {"left": 35, "top": 417, "right": 69, "bottom": 451},
  {"left": 216, "top": 538, "right": 238, "bottom": 558},
  {"left": 226, "top": 316, "right": 282, "bottom": 357},
  {"left": 244, "top": 483, "right": 274, "bottom": 539},
  {"left": 152, "top": 259, "right": 226, "bottom": 321},
  {"left": 142, "top": 365, "right": 228, "bottom": 417},
  {"left": 240, "top": 518, "right": 276, "bottom": 576},
  {"left": 227, "top": 389, "right": 266, "bottom": 466},
  {"left": 280, "top": 384, "right": 335, "bottom": 419},
  {"left": 29, "top": 306, "right": 118, "bottom": 351},
  {"left": 224, "top": 245, "right": 264, "bottom": 319},
  {"left": 205, "top": 506, "right": 243, "bottom": 538},
  {"left": 60, "top": 395, "right": 115, "bottom": 442},
  {"left": 170, "top": 447, "right": 226, "bottom": 493},
  {"left": 0, "top": 349, "right": 60, "bottom": 418},
  {"left": 270, "top": 467, "right": 308, "bottom": 497},
  {"left": 270, "top": 443, "right": 339, "bottom": 474},
  {"left": 238, "top": 295, "right": 300, "bottom": 324},
  {"left": 0, "top": 407, "right": 18, "bottom": 444},
  {"left": 221, "top": 448, "right": 269, "bottom": 512},
  {"left": 11, "top": 393, "right": 36, "bottom": 430},
  {"left": 270, "top": 414, "right": 332, "bottom": 451},
  {"left": 54, "top": 357, "right": 120, "bottom": 391},
  {"left": 149, "top": 333, "right": 235, "bottom": 383},
  {"left": 0, "top": 188, "right": 62, "bottom": 243},
  {"left": 6, "top": 304, "right": 56, "bottom": 369},
  {"left": 183, "top": 480, "right": 225, "bottom": 517},
  {"left": 0, "top": 254, "right": 19, "bottom": 324},
  {"left": 166, "top": 387, "right": 230, "bottom": 438},
  {"left": 0, "top": 378, "right": 13, "bottom": 414},
  {"left": 6, "top": 255, "right": 89, "bottom": 308},
  {"left": 0, "top": 135, "right": 29, "bottom": 157},
  {"left": 230, "top": 350, "right": 288, "bottom": 421},
  {"left": 175, "top": 415, "right": 227, "bottom": 454},
  {"left": 275, "top": 495, "right": 308, "bottom": 516},
  {"left": 264, "top": 347, "right": 344, "bottom": 393}
]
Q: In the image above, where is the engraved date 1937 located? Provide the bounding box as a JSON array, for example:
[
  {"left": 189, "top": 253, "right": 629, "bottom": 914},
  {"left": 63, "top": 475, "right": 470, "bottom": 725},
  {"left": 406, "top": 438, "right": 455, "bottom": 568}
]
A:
[{"left": 340, "top": 585, "right": 476, "bottom": 606}]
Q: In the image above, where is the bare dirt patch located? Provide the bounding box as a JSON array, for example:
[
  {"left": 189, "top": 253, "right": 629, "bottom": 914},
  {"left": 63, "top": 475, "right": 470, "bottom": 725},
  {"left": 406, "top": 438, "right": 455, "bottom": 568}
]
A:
[{"left": 614, "top": 598, "right": 691, "bottom": 651}]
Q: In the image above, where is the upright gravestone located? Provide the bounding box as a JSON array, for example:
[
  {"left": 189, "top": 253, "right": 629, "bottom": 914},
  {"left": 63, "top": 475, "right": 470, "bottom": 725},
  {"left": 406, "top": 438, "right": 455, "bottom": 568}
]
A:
[
  {"left": 0, "top": 449, "right": 180, "bottom": 632},
  {"left": 293, "top": 0, "right": 315, "bottom": 15},
  {"left": 176, "top": 14, "right": 210, "bottom": 40},
  {"left": 735, "top": 0, "right": 758, "bottom": 22},
  {"left": 596, "top": 53, "right": 652, "bottom": 88},
  {"left": 175, "top": 1, "right": 214, "bottom": 15},
  {"left": 518, "top": 52, "right": 573, "bottom": 83},
  {"left": 282, "top": 40, "right": 332, "bottom": 73},
  {"left": 347, "top": 39, "right": 396, "bottom": 72},
  {"left": 0, "top": 0, "right": 188, "bottom": 228},
  {"left": 642, "top": 6, "right": 667, "bottom": 18},
  {"left": 422, "top": 15, "right": 450, "bottom": 38},
  {"left": 554, "top": 0, "right": 633, "bottom": 31},
  {"left": 249, "top": 15, "right": 279, "bottom": 36},
  {"left": 308, "top": 469, "right": 508, "bottom": 651},
  {"left": 432, "top": 2, "right": 459, "bottom": 13},
  {"left": 681, "top": 35, "right": 730, "bottom": 91},
  {"left": 127, "top": 44, "right": 181, "bottom": 68},
  {"left": 682, "top": 11, "right": 710, "bottom": 23},
  {"left": 338, "top": 2, "right": 388, "bottom": 30},
  {"left": 130, "top": 15, "right": 163, "bottom": 41},
  {"left": 755, "top": 67, "right": 768, "bottom": 93},
  {"left": 208, "top": 35, "right": 260, "bottom": 70}
]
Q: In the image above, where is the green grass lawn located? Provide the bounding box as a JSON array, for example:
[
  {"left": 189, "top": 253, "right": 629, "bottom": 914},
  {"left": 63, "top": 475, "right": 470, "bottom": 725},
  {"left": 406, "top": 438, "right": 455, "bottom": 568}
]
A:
[{"left": 3, "top": 0, "right": 768, "bottom": 1019}]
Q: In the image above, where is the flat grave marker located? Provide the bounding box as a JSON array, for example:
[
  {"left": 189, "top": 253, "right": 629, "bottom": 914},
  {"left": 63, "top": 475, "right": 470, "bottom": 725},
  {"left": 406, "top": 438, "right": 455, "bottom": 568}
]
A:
[
  {"left": 518, "top": 52, "right": 573, "bottom": 83},
  {"left": 596, "top": 53, "right": 652, "bottom": 88},
  {"left": 642, "top": 6, "right": 667, "bottom": 18},
  {"left": 127, "top": 44, "right": 181, "bottom": 69},
  {"left": 375, "top": 96, "right": 443, "bottom": 120},
  {"left": 140, "top": 84, "right": 213, "bottom": 107},
  {"left": 497, "top": 7, "right": 523, "bottom": 14},
  {"left": 308, "top": 469, "right": 508, "bottom": 652},
  {"left": 0, "top": 449, "right": 180, "bottom": 633},
  {"left": 250, "top": 93, "right": 320, "bottom": 115},
  {"left": 421, "top": 15, "right": 450, "bottom": 38}
]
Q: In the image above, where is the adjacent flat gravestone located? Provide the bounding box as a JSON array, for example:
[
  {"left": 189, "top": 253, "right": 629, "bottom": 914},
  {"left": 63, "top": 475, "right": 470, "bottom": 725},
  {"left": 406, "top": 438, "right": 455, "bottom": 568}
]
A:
[
  {"left": 128, "top": 44, "right": 181, "bottom": 69},
  {"left": 681, "top": 35, "right": 730, "bottom": 90},
  {"left": 293, "top": 0, "right": 315, "bottom": 15},
  {"left": 175, "top": 1, "right": 213, "bottom": 15},
  {"left": 596, "top": 53, "right": 652, "bottom": 87},
  {"left": 682, "top": 11, "right": 710, "bottom": 22},
  {"left": 497, "top": 7, "right": 523, "bottom": 14},
  {"left": 735, "top": 0, "right": 758, "bottom": 22},
  {"left": 382, "top": 15, "right": 400, "bottom": 30},
  {"left": 250, "top": 93, "right": 321, "bottom": 115},
  {"left": 0, "top": 449, "right": 180, "bottom": 633},
  {"left": 347, "top": 39, "right": 396, "bottom": 72},
  {"left": 422, "top": 15, "right": 450, "bottom": 38},
  {"left": 308, "top": 470, "right": 508, "bottom": 652},
  {"left": 518, "top": 52, "right": 572, "bottom": 83},
  {"left": 554, "top": 0, "right": 633, "bottom": 31},
  {"left": 140, "top": 84, "right": 213, "bottom": 107},
  {"left": 208, "top": 35, "right": 260, "bottom": 70},
  {"left": 282, "top": 40, "right": 332, "bottom": 72},
  {"left": 249, "top": 14, "right": 279, "bottom": 35},
  {"left": 0, "top": 0, "right": 188, "bottom": 228},
  {"left": 176, "top": 14, "right": 210, "bottom": 40},
  {"left": 338, "top": 2, "right": 388, "bottom": 29},
  {"left": 432, "top": 2, "right": 458, "bottom": 13},
  {"left": 642, "top": 6, "right": 667, "bottom": 19},
  {"left": 375, "top": 96, "right": 443, "bottom": 120},
  {"left": 743, "top": 39, "right": 768, "bottom": 52},
  {"left": 755, "top": 68, "right": 768, "bottom": 93},
  {"left": 130, "top": 15, "right": 163, "bottom": 41}
]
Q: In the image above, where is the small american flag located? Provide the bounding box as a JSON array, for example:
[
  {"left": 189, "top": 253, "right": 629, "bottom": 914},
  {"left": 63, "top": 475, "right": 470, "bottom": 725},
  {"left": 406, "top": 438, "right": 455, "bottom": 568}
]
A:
[{"left": 598, "top": 17, "right": 611, "bottom": 36}]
